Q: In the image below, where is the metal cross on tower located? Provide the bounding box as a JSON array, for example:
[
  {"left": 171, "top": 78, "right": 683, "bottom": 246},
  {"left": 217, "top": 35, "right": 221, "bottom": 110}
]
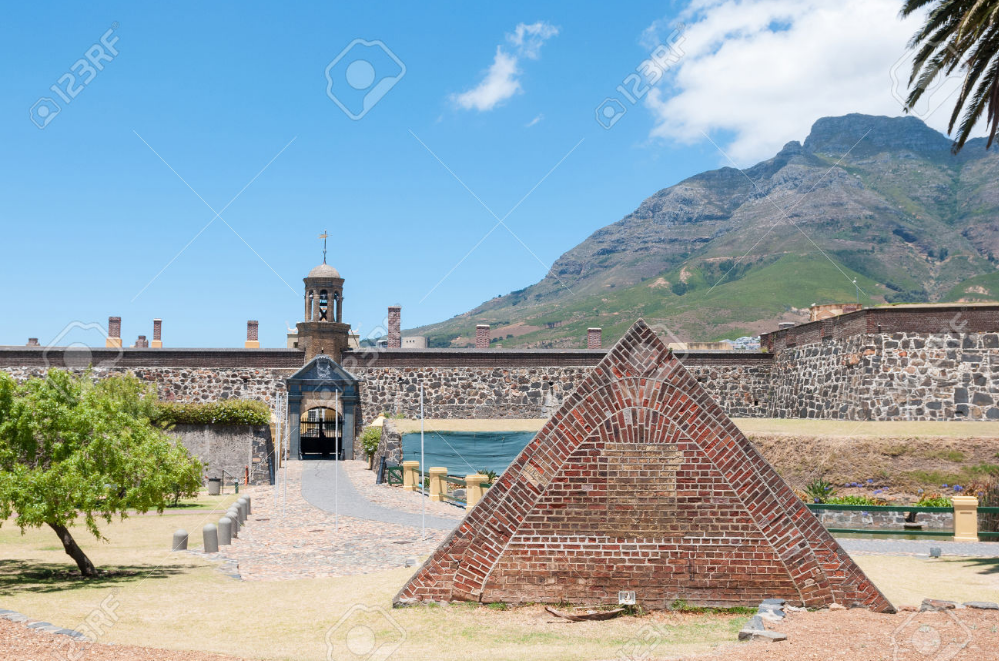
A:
[{"left": 319, "top": 230, "right": 328, "bottom": 264}]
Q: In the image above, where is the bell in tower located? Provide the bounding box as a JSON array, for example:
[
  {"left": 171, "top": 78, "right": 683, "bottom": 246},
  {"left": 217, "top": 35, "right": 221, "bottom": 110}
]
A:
[{"left": 297, "top": 231, "right": 351, "bottom": 362}]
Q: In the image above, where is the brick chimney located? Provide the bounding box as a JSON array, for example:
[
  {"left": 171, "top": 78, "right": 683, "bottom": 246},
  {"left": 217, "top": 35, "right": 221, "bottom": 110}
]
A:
[
  {"left": 107, "top": 316, "right": 122, "bottom": 348},
  {"left": 26, "top": 338, "right": 39, "bottom": 347},
  {"left": 387, "top": 306, "right": 401, "bottom": 348},
  {"left": 135, "top": 335, "right": 148, "bottom": 348},
  {"left": 245, "top": 320, "right": 260, "bottom": 349},
  {"left": 151, "top": 318, "right": 163, "bottom": 348},
  {"left": 587, "top": 327, "right": 602, "bottom": 349},
  {"left": 475, "top": 324, "right": 490, "bottom": 349}
]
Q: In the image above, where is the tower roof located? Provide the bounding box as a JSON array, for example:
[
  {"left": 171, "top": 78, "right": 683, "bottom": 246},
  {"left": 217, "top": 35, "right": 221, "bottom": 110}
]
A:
[{"left": 307, "top": 263, "right": 341, "bottom": 279}]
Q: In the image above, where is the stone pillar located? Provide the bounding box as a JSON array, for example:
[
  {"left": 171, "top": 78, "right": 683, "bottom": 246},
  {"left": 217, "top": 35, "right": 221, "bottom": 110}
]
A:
[
  {"left": 402, "top": 460, "right": 421, "bottom": 491},
  {"left": 107, "top": 316, "right": 122, "bottom": 348},
  {"left": 952, "top": 496, "right": 979, "bottom": 542},
  {"left": 428, "top": 467, "right": 448, "bottom": 502},
  {"left": 26, "top": 338, "right": 39, "bottom": 346},
  {"left": 475, "top": 324, "right": 490, "bottom": 349},
  {"left": 465, "top": 474, "right": 487, "bottom": 509},
  {"left": 587, "top": 327, "right": 602, "bottom": 349},
  {"left": 288, "top": 398, "right": 302, "bottom": 459},
  {"left": 336, "top": 292, "right": 343, "bottom": 323},
  {"left": 152, "top": 318, "right": 163, "bottom": 348},
  {"left": 305, "top": 291, "right": 312, "bottom": 323},
  {"left": 388, "top": 306, "right": 401, "bottom": 348},
  {"left": 342, "top": 400, "right": 357, "bottom": 460},
  {"left": 245, "top": 320, "right": 260, "bottom": 349}
]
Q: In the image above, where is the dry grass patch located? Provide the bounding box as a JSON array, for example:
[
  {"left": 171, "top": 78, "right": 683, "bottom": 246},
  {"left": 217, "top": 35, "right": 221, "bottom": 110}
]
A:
[{"left": 0, "top": 510, "right": 745, "bottom": 661}]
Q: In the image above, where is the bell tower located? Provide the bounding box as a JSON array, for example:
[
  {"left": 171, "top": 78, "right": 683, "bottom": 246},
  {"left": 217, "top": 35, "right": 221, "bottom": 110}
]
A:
[{"left": 296, "top": 232, "right": 351, "bottom": 362}]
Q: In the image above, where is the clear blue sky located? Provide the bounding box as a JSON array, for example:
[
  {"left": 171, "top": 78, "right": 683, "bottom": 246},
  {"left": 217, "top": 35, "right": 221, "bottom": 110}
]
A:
[{"left": 0, "top": 1, "right": 940, "bottom": 348}]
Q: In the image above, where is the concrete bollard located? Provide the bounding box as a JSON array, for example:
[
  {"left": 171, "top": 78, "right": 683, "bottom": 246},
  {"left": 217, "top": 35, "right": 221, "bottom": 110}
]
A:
[
  {"left": 218, "top": 517, "right": 232, "bottom": 545},
  {"left": 172, "top": 529, "right": 189, "bottom": 551},
  {"left": 237, "top": 497, "right": 249, "bottom": 522},
  {"left": 402, "top": 460, "right": 421, "bottom": 492},
  {"left": 227, "top": 508, "right": 240, "bottom": 537},
  {"left": 465, "top": 474, "right": 488, "bottom": 510},
  {"left": 953, "top": 496, "right": 979, "bottom": 542},
  {"left": 428, "top": 467, "right": 447, "bottom": 502},
  {"left": 203, "top": 524, "right": 219, "bottom": 553},
  {"left": 242, "top": 496, "right": 251, "bottom": 515}
]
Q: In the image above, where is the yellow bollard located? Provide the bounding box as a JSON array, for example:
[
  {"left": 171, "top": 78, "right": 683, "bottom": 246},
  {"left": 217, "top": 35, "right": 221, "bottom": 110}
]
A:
[
  {"left": 952, "top": 496, "right": 979, "bottom": 542},
  {"left": 465, "top": 474, "right": 488, "bottom": 510},
  {"left": 402, "top": 461, "right": 421, "bottom": 492},
  {"left": 429, "top": 467, "right": 448, "bottom": 502}
]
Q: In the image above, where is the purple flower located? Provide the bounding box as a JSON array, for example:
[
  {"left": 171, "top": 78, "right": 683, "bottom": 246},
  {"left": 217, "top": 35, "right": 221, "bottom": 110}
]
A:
[
  {"left": 942, "top": 484, "right": 949, "bottom": 488},
  {"left": 953, "top": 485, "right": 963, "bottom": 491}
]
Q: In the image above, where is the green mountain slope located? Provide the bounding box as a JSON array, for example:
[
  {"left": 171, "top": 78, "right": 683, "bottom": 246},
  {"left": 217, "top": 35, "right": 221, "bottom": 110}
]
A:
[{"left": 414, "top": 114, "right": 999, "bottom": 348}]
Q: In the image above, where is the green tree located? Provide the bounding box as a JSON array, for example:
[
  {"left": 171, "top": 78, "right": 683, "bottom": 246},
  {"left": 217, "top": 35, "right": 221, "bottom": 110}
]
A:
[
  {"left": 902, "top": 0, "right": 999, "bottom": 151},
  {"left": 0, "top": 370, "right": 203, "bottom": 577}
]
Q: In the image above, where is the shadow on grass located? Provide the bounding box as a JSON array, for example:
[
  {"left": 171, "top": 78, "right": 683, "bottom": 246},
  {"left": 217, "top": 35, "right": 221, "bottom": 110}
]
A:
[
  {"left": 0, "top": 559, "right": 187, "bottom": 595},
  {"left": 957, "top": 557, "right": 999, "bottom": 575}
]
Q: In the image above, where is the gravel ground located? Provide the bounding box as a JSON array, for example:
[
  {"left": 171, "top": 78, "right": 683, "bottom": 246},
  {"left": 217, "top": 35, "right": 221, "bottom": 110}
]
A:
[
  {"left": 0, "top": 617, "right": 244, "bottom": 661},
  {"left": 703, "top": 607, "right": 999, "bottom": 661}
]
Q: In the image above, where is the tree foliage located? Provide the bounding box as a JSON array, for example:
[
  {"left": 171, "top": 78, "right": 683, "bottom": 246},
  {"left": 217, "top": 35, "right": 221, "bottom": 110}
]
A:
[
  {"left": 0, "top": 370, "right": 203, "bottom": 576},
  {"left": 903, "top": 0, "right": 999, "bottom": 151}
]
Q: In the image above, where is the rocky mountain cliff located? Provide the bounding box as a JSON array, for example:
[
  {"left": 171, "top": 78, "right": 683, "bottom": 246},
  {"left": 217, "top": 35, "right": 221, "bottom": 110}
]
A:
[{"left": 413, "top": 114, "right": 999, "bottom": 348}]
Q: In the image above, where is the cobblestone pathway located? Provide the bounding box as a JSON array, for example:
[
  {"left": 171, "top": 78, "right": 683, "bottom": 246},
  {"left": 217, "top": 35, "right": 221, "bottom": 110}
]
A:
[{"left": 214, "top": 462, "right": 458, "bottom": 581}]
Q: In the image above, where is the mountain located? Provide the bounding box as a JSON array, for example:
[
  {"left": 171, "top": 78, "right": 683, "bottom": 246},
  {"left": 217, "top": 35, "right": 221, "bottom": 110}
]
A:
[{"left": 413, "top": 114, "right": 999, "bottom": 348}]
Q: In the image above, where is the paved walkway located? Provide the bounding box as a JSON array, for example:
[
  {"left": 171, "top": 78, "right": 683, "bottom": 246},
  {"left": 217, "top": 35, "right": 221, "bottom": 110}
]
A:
[
  {"left": 299, "top": 459, "right": 460, "bottom": 530},
  {"left": 213, "top": 462, "right": 458, "bottom": 581},
  {"left": 838, "top": 537, "right": 999, "bottom": 557}
]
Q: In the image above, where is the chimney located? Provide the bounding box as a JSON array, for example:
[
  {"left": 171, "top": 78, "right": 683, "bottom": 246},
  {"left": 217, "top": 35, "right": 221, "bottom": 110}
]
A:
[
  {"left": 387, "top": 306, "right": 401, "bottom": 348},
  {"left": 135, "top": 335, "right": 148, "bottom": 348},
  {"left": 106, "top": 316, "right": 122, "bottom": 348},
  {"left": 475, "top": 324, "right": 490, "bottom": 349},
  {"left": 26, "top": 338, "right": 39, "bottom": 347},
  {"left": 587, "top": 327, "right": 602, "bottom": 349},
  {"left": 151, "top": 318, "right": 163, "bottom": 348},
  {"left": 245, "top": 320, "right": 260, "bottom": 349}
]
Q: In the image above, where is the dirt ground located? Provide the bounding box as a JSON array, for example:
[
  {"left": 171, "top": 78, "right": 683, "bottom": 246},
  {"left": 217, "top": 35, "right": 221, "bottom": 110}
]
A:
[
  {"left": 6, "top": 605, "right": 998, "bottom": 661},
  {"left": 703, "top": 607, "right": 999, "bottom": 661}
]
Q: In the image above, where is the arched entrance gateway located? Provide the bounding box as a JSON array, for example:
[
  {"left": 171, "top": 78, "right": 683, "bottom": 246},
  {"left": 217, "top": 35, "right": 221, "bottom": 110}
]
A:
[{"left": 286, "top": 354, "right": 360, "bottom": 460}]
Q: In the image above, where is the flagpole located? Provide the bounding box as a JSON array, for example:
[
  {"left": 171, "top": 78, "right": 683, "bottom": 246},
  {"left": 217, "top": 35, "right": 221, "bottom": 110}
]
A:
[
  {"left": 334, "top": 390, "right": 339, "bottom": 533},
  {"left": 420, "top": 384, "right": 425, "bottom": 540}
]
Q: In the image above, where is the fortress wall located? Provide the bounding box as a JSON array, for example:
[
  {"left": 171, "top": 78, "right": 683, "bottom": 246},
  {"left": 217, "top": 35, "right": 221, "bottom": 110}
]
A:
[
  {"left": 766, "top": 331, "right": 999, "bottom": 420},
  {"left": 347, "top": 351, "right": 774, "bottom": 423},
  {"left": 0, "top": 363, "right": 293, "bottom": 406}
]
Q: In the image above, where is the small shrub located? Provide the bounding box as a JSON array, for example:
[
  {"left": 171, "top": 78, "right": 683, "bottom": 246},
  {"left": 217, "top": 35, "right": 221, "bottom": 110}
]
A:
[
  {"left": 360, "top": 427, "right": 382, "bottom": 459},
  {"left": 805, "top": 478, "right": 837, "bottom": 503},
  {"left": 915, "top": 493, "right": 952, "bottom": 507},
  {"left": 478, "top": 469, "right": 498, "bottom": 482}
]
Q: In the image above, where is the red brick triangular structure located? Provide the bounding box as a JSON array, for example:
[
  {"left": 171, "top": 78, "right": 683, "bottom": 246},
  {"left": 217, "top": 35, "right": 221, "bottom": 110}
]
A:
[{"left": 396, "top": 320, "right": 893, "bottom": 611}]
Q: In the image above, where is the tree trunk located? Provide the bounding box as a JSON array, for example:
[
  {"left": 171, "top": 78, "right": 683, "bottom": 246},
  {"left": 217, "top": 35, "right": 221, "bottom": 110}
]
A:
[{"left": 47, "top": 522, "right": 97, "bottom": 577}]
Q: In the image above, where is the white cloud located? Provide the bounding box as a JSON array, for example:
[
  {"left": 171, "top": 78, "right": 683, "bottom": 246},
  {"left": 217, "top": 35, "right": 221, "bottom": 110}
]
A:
[
  {"left": 452, "top": 21, "right": 559, "bottom": 112},
  {"left": 507, "top": 21, "right": 560, "bottom": 59},
  {"left": 526, "top": 113, "right": 544, "bottom": 127},
  {"left": 643, "top": 0, "right": 984, "bottom": 165}
]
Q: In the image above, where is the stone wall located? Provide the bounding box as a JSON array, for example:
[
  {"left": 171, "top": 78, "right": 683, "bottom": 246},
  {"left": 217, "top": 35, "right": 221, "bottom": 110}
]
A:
[
  {"left": 0, "top": 365, "right": 293, "bottom": 406},
  {"left": 169, "top": 424, "right": 274, "bottom": 486},
  {"left": 350, "top": 358, "right": 773, "bottom": 425},
  {"left": 766, "top": 332, "right": 999, "bottom": 420}
]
